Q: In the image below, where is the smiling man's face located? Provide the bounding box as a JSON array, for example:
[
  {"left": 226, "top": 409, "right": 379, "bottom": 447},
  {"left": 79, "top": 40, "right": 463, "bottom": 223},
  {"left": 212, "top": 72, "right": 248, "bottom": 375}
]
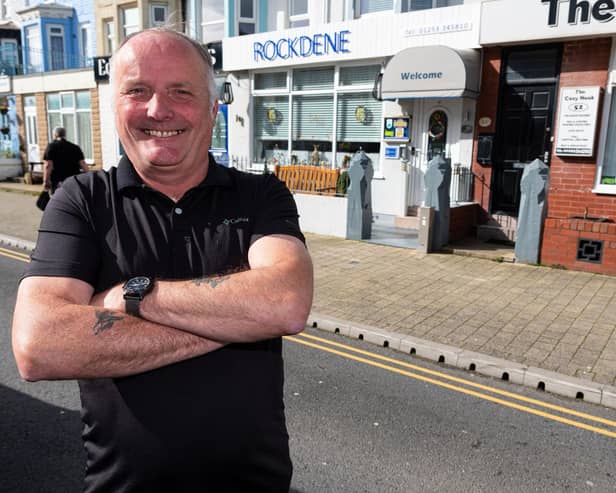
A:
[{"left": 112, "top": 32, "right": 218, "bottom": 177}]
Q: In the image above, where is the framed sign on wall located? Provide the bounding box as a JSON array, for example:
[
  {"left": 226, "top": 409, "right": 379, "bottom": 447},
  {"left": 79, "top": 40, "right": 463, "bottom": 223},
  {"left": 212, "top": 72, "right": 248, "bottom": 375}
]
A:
[{"left": 555, "top": 86, "right": 601, "bottom": 157}]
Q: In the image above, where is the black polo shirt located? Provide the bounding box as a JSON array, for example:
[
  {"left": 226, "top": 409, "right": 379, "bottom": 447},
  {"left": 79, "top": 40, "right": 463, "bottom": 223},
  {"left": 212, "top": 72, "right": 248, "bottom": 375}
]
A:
[{"left": 25, "top": 155, "right": 305, "bottom": 492}]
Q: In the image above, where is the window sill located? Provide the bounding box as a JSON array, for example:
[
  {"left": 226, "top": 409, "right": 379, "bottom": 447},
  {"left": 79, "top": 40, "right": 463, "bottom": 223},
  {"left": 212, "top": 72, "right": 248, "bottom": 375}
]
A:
[{"left": 592, "top": 185, "right": 616, "bottom": 195}]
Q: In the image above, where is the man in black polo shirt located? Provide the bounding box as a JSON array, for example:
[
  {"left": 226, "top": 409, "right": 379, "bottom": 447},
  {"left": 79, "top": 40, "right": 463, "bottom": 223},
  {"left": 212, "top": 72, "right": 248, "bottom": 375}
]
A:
[
  {"left": 12, "top": 28, "right": 313, "bottom": 492},
  {"left": 43, "top": 126, "right": 89, "bottom": 193}
]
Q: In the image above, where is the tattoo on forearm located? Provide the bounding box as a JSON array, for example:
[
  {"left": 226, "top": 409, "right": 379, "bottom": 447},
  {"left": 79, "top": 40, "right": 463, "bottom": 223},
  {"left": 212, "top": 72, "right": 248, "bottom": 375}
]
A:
[
  {"left": 192, "top": 275, "right": 230, "bottom": 288},
  {"left": 93, "top": 310, "right": 123, "bottom": 335}
]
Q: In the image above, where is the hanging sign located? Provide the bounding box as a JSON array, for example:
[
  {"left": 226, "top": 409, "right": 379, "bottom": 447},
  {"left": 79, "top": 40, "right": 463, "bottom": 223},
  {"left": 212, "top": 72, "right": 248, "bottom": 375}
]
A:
[
  {"left": 555, "top": 86, "right": 601, "bottom": 157},
  {"left": 383, "top": 117, "right": 411, "bottom": 141}
]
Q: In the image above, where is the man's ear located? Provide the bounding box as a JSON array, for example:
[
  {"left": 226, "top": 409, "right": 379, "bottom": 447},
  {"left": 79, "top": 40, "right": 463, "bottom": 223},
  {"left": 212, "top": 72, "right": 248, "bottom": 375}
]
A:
[{"left": 212, "top": 99, "right": 219, "bottom": 119}]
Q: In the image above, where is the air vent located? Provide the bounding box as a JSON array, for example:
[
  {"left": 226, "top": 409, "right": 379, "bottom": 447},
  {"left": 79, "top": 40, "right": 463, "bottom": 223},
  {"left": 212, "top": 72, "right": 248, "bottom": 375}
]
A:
[{"left": 576, "top": 239, "right": 603, "bottom": 263}]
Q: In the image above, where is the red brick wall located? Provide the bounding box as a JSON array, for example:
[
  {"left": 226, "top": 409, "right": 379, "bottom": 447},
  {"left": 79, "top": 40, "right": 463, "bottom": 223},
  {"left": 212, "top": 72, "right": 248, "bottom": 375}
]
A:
[
  {"left": 541, "top": 37, "right": 616, "bottom": 273},
  {"left": 471, "top": 47, "right": 501, "bottom": 222},
  {"left": 449, "top": 203, "right": 479, "bottom": 242}
]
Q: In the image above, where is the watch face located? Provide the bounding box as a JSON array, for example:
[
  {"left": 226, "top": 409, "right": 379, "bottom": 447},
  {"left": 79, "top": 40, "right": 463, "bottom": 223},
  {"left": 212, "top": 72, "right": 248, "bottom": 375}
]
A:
[{"left": 124, "top": 276, "right": 152, "bottom": 293}]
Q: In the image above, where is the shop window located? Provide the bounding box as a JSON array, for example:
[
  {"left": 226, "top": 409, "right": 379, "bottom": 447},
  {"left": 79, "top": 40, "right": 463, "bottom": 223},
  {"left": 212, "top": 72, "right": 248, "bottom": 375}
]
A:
[
  {"left": 292, "top": 94, "right": 334, "bottom": 165},
  {"left": 336, "top": 93, "right": 381, "bottom": 168},
  {"left": 598, "top": 90, "right": 616, "bottom": 186},
  {"left": 252, "top": 66, "right": 383, "bottom": 171},
  {"left": 254, "top": 95, "right": 289, "bottom": 164},
  {"left": 339, "top": 65, "right": 381, "bottom": 87},
  {"left": 293, "top": 67, "right": 334, "bottom": 90},
  {"left": 46, "top": 91, "right": 93, "bottom": 161},
  {"left": 427, "top": 110, "right": 447, "bottom": 161},
  {"left": 255, "top": 72, "right": 287, "bottom": 91}
]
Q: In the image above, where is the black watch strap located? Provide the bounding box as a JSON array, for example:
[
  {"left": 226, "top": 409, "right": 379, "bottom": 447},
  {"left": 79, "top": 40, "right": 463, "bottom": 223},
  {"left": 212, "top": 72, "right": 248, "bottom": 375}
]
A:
[{"left": 125, "top": 297, "right": 141, "bottom": 317}]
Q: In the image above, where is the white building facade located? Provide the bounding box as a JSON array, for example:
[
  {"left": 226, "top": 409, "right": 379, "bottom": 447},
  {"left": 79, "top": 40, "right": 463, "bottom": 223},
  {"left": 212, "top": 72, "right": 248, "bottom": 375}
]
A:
[{"left": 222, "top": 0, "right": 482, "bottom": 218}]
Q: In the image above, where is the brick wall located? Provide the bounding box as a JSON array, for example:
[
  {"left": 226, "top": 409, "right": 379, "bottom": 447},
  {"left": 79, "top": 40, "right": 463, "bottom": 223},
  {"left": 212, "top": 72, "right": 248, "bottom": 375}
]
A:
[
  {"left": 541, "top": 37, "right": 616, "bottom": 273},
  {"left": 471, "top": 47, "right": 501, "bottom": 222},
  {"left": 90, "top": 88, "right": 102, "bottom": 169}
]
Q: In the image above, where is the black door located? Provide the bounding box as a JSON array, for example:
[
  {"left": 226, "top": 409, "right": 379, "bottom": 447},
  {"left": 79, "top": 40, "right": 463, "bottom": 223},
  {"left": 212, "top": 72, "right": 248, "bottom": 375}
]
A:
[{"left": 491, "top": 84, "right": 556, "bottom": 215}]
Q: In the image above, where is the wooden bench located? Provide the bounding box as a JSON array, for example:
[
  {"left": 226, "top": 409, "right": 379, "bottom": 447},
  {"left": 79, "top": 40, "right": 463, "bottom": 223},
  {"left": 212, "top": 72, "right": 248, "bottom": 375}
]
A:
[{"left": 274, "top": 165, "right": 340, "bottom": 196}]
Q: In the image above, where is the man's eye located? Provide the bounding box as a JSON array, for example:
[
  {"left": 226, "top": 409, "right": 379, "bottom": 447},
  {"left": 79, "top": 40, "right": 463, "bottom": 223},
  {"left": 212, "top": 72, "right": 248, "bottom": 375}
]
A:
[
  {"left": 124, "top": 88, "right": 147, "bottom": 97},
  {"left": 171, "top": 88, "right": 192, "bottom": 99}
]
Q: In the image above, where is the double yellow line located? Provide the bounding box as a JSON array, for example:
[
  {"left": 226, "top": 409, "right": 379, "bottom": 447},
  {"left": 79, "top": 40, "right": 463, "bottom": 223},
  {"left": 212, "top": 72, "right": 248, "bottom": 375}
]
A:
[
  {"left": 0, "top": 246, "right": 30, "bottom": 263},
  {"left": 286, "top": 332, "right": 616, "bottom": 439}
]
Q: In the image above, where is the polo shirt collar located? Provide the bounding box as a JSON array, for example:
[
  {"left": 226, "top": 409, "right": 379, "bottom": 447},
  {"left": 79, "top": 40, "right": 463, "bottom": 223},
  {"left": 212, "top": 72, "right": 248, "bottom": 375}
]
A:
[{"left": 117, "top": 153, "right": 232, "bottom": 192}]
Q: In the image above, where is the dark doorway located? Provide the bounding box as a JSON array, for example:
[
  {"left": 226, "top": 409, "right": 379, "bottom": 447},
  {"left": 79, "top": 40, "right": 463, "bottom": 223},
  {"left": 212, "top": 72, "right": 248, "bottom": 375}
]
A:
[{"left": 491, "top": 46, "right": 561, "bottom": 215}]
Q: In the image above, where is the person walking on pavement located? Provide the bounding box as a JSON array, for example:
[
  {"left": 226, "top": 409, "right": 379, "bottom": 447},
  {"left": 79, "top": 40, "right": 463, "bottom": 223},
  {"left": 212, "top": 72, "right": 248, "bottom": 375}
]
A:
[
  {"left": 12, "top": 28, "right": 314, "bottom": 492},
  {"left": 42, "top": 126, "right": 88, "bottom": 193}
]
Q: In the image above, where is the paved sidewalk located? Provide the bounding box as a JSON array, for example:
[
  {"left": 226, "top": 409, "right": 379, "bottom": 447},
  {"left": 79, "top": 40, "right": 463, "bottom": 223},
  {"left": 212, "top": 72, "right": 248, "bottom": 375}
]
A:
[{"left": 1, "top": 185, "right": 615, "bottom": 408}]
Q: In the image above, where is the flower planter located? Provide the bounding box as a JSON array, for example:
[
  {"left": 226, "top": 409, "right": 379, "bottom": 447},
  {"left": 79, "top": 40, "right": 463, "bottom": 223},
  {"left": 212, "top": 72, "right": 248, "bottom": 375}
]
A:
[{"left": 0, "top": 158, "right": 22, "bottom": 181}]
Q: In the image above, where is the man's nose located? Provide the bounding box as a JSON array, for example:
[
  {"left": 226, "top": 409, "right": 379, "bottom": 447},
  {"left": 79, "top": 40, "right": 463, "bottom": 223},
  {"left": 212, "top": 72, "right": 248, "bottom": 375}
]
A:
[{"left": 146, "top": 92, "right": 174, "bottom": 120}]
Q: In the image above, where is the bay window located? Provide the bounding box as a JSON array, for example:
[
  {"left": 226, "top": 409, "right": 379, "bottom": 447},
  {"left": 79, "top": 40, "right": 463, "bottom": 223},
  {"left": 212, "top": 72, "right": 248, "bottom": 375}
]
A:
[
  {"left": 252, "top": 64, "right": 382, "bottom": 171},
  {"left": 46, "top": 91, "right": 93, "bottom": 162}
]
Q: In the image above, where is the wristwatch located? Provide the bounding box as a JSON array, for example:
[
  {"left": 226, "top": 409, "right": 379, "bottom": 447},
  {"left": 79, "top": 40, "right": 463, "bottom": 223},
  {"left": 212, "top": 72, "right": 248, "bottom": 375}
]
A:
[{"left": 122, "top": 276, "right": 154, "bottom": 317}]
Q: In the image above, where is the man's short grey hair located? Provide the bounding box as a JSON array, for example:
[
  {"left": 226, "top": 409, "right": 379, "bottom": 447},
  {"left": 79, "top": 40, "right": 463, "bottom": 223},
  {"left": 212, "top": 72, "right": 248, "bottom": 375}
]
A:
[
  {"left": 53, "top": 127, "right": 66, "bottom": 139},
  {"left": 109, "top": 27, "right": 218, "bottom": 110}
]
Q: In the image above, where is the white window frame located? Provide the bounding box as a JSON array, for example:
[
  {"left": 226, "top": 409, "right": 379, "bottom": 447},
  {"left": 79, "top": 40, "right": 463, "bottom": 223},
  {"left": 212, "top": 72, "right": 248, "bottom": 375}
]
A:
[
  {"left": 0, "top": 38, "right": 18, "bottom": 66},
  {"left": 47, "top": 91, "right": 94, "bottom": 162},
  {"left": 289, "top": 0, "right": 309, "bottom": 28},
  {"left": 237, "top": 0, "right": 257, "bottom": 36},
  {"left": 401, "top": 0, "right": 462, "bottom": 12},
  {"left": 121, "top": 6, "right": 140, "bottom": 40},
  {"left": 594, "top": 43, "right": 616, "bottom": 194},
  {"left": 251, "top": 62, "right": 383, "bottom": 170},
  {"left": 24, "top": 95, "right": 39, "bottom": 162},
  {"left": 355, "top": 0, "right": 394, "bottom": 17},
  {"left": 25, "top": 24, "right": 42, "bottom": 72},
  {"left": 150, "top": 3, "right": 168, "bottom": 27},
  {"left": 47, "top": 24, "right": 65, "bottom": 70},
  {"left": 103, "top": 19, "right": 115, "bottom": 55},
  {"left": 79, "top": 22, "right": 91, "bottom": 65}
]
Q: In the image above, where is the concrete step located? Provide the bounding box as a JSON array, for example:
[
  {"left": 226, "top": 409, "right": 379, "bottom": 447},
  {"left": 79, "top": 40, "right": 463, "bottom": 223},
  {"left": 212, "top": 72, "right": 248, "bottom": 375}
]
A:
[
  {"left": 477, "top": 224, "right": 516, "bottom": 242},
  {"left": 394, "top": 215, "right": 419, "bottom": 230}
]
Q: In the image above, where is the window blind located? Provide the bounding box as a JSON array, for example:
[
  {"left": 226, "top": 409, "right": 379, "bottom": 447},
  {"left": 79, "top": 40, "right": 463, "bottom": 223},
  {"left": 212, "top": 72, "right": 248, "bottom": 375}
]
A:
[
  {"left": 336, "top": 93, "right": 381, "bottom": 142},
  {"left": 254, "top": 96, "right": 289, "bottom": 140},
  {"left": 255, "top": 72, "right": 287, "bottom": 90},
  {"left": 292, "top": 95, "right": 333, "bottom": 140},
  {"left": 293, "top": 67, "right": 334, "bottom": 91},
  {"left": 339, "top": 65, "right": 381, "bottom": 87}
]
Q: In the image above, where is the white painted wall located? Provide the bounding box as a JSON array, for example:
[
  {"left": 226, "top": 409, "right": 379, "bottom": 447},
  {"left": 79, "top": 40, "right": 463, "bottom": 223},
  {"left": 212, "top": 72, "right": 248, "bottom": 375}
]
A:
[
  {"left": 294, "top": 192, "right": 348, "bottom": 237},
  {"left": 97, "top": 82, "right": 120, "bottom": 170},
  {"left": 12, "top": 68, "right": 95, "bottom": 94},
  {"left": 226, "top": 73, "right": 252, "bottom": 167},
  {"left": 224, "top": 4, "right": 481, "bottom": 71}
]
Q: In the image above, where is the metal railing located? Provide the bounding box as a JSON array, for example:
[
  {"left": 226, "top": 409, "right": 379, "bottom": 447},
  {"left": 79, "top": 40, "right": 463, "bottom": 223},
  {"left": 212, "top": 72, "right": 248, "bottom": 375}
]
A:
[{"left": 450, "top": 164, "right": 474, "bottom": 204}]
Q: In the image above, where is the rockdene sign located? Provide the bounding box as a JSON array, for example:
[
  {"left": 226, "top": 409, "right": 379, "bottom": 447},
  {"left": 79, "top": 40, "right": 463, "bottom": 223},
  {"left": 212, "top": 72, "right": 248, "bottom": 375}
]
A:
[{"left": 253, "top": 30, "right": 351, "bottom": 62}]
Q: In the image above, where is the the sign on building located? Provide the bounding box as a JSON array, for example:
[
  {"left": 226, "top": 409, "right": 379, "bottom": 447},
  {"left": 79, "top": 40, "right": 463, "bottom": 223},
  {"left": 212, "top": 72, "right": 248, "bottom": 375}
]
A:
[
  {"left": 555, "top": 86, "right": 601, "bottom": 157},
  {"left": 94, "top": 56, "right": 111, "bottom": 82},
  {"left": 383, "top": 117, "right": 411, "bottom": 141}
]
